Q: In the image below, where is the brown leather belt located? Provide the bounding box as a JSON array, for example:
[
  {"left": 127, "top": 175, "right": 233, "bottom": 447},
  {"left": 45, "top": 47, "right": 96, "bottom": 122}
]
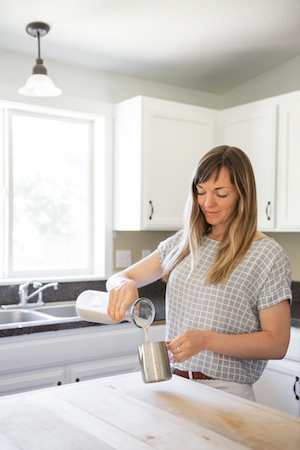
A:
[{"left": 172, "top": 368, "right": 214, "bottom": 380}]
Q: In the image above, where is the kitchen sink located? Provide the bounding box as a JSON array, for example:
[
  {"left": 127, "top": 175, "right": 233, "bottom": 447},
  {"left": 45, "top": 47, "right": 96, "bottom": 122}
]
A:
[
  {"left": 0, "top": 309, "right": 50, "bottom": 325},
  {"left": 0, "top": 301, "right": 80, "bottom": 330},
  {"left": 35, "top": 303, "right": 77, "bottom": 318}
]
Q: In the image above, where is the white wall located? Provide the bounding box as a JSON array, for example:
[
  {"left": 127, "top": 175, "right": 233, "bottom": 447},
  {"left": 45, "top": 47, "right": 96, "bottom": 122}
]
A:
[
  {"left": 1, "top": 47, "right": 300, "bottom": 280},
  {"left": 221, "top": 54, "right": 300, "bottom": 108},
  {"left": 0, "top": 48, "right": 220, "bottom": 112},
  {"left": 2, "top": 47, "right": 300, "bottom": 112}
]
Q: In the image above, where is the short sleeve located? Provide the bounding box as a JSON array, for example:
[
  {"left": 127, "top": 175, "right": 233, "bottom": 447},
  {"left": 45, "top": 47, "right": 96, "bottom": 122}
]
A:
[
  {"left": 257, "top": 245, "right": 292, "bottom": 310},
  {"left": 157, "top": 230, "right": 182, "bottom": 265}
]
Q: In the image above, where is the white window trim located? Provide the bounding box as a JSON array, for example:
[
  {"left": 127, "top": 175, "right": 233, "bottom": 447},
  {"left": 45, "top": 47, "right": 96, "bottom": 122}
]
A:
[{"left": 0, "top": 100, "right": 113, "bottom": 285}]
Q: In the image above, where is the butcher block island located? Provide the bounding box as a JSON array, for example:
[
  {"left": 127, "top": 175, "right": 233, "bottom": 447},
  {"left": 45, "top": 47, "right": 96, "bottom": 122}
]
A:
[{"left": 0, "top": 372, "right": 299, "bottom": 449}]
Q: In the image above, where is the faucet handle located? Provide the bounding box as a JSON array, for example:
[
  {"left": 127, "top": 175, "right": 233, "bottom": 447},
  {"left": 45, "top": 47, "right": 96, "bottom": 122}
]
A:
[
  {"left": 18, "top": 279, "right": 42, "bottom": 293},
  {"left": 19, "top": 280, "right": 42, "bottom": 289}
]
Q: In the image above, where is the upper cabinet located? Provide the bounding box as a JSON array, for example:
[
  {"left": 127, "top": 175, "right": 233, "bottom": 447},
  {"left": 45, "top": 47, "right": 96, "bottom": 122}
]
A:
[
  {"left": 222, "top": 92, "right": 300, "bottom": 232},
  {"left": 114, "top": 92, "right": 300, "bottom": 231},
  {"left": 223, "top": 103, "right": 277, "bottom": 230},
  {"left": 277, "top": 98, "right": 300, "bottom": 230},
  {"left": 114, "top": 96, "right": 217, "bottom": 230}
]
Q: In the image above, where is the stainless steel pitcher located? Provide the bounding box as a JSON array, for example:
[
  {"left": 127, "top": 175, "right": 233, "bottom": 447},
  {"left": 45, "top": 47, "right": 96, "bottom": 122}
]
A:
[{"left": 137, "top": 341, "right": 172, "bottom": 383}]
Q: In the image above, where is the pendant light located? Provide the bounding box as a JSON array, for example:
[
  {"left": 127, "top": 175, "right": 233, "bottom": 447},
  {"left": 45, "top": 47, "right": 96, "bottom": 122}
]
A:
[{"left": 18, "top": 22, "right": 62, "bottom": 97}]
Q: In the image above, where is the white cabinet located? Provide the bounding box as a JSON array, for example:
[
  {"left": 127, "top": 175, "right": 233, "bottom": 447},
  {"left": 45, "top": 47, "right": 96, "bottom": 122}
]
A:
[
  {"left": 114, "top": 96, "right": 217, "bottom": 230},
  {"left": 0, "top": 323, "right": 166, "bottom": 396},
  {"left": 70, "top": 356, "right": 140, "bottom": 383},
  {"left": 223, "top": 103, "right": 277, "bottom": 230},
  {"left": 253, "top": 359, "right": 300, "bottom": 417},
  {"left": 253, "top": 327, "right": 300, "bottom": 417},
  {"left": 113, "top": 91, "right": 300, "bottom": 231},
  {"left": 276, "top": 98, "right": 300, "bottom": 230},
  {"left": 0, "top": 367, "right": 67, "bottom": 397},
  {"left": 69, "top": 324, "right": 166, "bottom": 384}
]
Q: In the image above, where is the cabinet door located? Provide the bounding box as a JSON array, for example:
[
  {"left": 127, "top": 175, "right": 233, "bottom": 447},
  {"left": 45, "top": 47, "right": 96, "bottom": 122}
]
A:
[
  {"left": 277, "top": 98, "right": 300, "bottom": 230},
  {"left": 70, "top": 355, "right": 140, "bottom": 383},
  {"left": 224, "top": 104, "right": 277, "bottom": 230},
  {"left": 253, "top": 359, "right": 300, "bottom": 417},
  {"left": 0, "top": 367, "right": 67, "bottom": 397},
  {"left": 114, "top": 96, "right": 216, "bottom": 230},
  {"left": 70, "top": 325, "right": 166, "bottom": 383},
  {"left": 144, "top": 102, "right": 216, "bottom": 229},
  {"left": 148, "top": 323, "right": 166, "bottom": 342}
]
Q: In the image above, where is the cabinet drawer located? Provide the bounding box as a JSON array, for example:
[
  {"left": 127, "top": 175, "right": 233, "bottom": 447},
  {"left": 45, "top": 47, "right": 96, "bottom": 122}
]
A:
[
  {"left": 70, "top": 355, "right": 140, "bottom": 383},
  {"left": 0, "top": 367, "right": 67, "bottom": 397}
]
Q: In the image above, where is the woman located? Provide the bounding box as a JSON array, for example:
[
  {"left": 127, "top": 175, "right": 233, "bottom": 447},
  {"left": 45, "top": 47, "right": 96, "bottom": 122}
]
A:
[{"left": 106, "top": 145, "right": 292, "bottom": 400}]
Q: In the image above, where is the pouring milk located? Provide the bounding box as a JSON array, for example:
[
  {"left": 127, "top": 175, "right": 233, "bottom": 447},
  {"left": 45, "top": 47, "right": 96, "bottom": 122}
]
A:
[
  {"left": 76, "top": 290, "right": 154, "bottom": 343},
  {"left": 76, "top": 290, "right": 171, "bottom": 383}
]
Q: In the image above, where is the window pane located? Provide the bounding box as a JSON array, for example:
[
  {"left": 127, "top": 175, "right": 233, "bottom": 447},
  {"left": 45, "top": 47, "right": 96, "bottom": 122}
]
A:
[{"left": 11, "top": 113, "right": 92, "bottom": 273}]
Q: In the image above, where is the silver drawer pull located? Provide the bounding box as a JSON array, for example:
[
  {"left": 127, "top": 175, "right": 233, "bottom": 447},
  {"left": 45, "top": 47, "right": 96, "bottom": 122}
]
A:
[
  {"left": 149, "top": 200, "right": 154, "bottom": 220},
  {"left": 293, "top": 376, "right": 299, "bottom": 400},
  {"left": 266, "top": 201, "right": 271, "bottom": 221}
]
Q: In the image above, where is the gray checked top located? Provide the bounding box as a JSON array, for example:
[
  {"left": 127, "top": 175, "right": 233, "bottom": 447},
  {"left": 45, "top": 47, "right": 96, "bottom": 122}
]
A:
[{"left": 157, "top": 232, "right": 292, "bottom": 385}]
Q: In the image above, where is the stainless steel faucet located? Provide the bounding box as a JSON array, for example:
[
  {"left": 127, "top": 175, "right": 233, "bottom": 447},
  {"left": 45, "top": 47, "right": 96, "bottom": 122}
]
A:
[
  {"left": 1, "top": 280, "right": 59, "bottom": 309},
  {"left": 18, "top": 280, "right": 59, "bottom": 307},
  {"left": 18, "top": 280, "right": 43, "bottom": 306}
]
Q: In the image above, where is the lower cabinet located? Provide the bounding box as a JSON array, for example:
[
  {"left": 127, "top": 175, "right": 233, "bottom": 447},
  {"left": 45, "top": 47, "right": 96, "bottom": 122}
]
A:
[
  {"left": 253, "top": 359, "right": 300, "bottom": 417},
  {"left": 70, "top": 356, "right": 140, "bottom": 384},
  {"left": 253, "top": 327, "right": 300, "bottom": 417},
  {"left": 0, "top": 367, "right": 67, "bottom": 397},
  {"left": 0, "top": 323, "right": 166, "bottom": 397}
]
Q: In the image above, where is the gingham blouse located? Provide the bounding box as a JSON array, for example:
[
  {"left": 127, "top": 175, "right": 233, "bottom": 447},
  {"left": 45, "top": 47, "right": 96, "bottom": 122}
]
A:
[{"left": 157, "top": 232, "right": 292, "bottom": 384}]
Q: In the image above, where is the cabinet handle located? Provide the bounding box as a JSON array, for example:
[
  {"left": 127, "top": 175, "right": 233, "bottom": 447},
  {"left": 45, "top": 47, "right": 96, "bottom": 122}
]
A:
[
  {"left": 293, "top": 376, "right": 299, "bottom": 400},
  {"left": 149, "top": 200, "right": 154, "bottom": 220},
  {"left": 76, "top": 378, "right": 80, "bottom": 382},
  {"left": 57, "top": 381, "right": 62, "bottom": 386},
  {"left": 265, "top": 201, "right": 271, "bottom": 221}
]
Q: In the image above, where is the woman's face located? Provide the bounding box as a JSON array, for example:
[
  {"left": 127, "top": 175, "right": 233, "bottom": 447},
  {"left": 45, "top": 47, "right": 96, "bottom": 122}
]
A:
[{"left": 196, "top": 167, "right": 239, "bottom": 231}]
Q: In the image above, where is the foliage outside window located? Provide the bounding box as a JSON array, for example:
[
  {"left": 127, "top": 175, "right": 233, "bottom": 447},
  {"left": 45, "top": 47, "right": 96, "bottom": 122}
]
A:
[{"left": 0, "top": 103, "right": 112, "bottom": 282}]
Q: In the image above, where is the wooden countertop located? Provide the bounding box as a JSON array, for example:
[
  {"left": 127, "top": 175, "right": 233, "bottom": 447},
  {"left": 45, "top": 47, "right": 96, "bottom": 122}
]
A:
[{"left": 0, "top": 372, "right": 299, "bottom": 449}]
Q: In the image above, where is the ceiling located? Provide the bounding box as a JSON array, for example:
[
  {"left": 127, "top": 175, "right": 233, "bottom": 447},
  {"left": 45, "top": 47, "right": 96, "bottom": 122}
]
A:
[{"left": 1, "top": 0, "right": 300, "bottom": 94}]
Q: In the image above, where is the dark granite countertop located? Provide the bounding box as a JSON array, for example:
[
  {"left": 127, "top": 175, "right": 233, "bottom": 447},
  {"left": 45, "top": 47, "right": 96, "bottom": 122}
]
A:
[
  {"left": 291, "top": 318, "right": 300, "bottom": 328},
  {"left": 0, "top": 280, "right": 299, "bottom": 337},
  {"left": 0, "top": 280, "right": 166, "bottom": 338}
]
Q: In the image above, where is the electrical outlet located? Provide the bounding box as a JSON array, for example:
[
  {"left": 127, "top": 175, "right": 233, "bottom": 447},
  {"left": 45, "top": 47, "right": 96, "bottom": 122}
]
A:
[
  {"left": 116, "top": 250, "right": 132, "bottom": 268},
  {"left": 142, "top": 249, "right": 151, "bottom": 259}
]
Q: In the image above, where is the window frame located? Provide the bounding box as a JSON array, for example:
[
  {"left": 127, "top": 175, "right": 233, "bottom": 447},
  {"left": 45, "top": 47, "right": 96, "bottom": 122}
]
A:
[{"left": 0, "top": 100, "right": 113, "bottom": 285}]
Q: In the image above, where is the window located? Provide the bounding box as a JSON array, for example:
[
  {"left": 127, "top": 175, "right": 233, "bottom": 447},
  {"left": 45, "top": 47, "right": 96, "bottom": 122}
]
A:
[{"left": 0, "top": 103, "right": 113, "bottom": 281}]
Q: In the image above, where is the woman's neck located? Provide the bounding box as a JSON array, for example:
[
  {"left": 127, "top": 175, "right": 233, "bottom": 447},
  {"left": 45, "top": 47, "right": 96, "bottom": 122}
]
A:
[
  {"left": 207, "top": 227, "right": 267, "bottom": 243},
  {"left": 206, "top": 225, "right": 225, "bottom": 242}
]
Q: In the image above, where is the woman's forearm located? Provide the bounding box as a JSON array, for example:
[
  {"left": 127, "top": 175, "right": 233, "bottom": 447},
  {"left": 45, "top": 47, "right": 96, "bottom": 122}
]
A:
[
  {"left": 203, "top": 329, "right": 289, "bottom": 361},
  {"left": 106, "top": 251, "right": 163, "bottom": 292},
  {"left": 106, "top": 251, "right": 163, "bottom": 322},
  {"left": 106, "top": 271, "right": 136, "bottom": 292},
  {"left": 169, "top": 300, "right": 290, "bottom": 363}
]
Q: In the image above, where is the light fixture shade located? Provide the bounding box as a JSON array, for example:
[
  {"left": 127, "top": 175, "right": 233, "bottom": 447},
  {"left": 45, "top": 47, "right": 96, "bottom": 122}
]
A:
[
  {"left": 19, "top": 22, "right": 62, "bottom": 97},
  {"left": 18, "top": 73, "right": 62, "bottom": 97}
]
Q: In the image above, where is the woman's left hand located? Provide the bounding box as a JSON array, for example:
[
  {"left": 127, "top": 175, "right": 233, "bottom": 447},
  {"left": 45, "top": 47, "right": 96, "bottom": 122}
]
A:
[
  {"left": 167, "top": 330, "right": 206, "bottom": 363},
  {"left": 167, "top": 300, "right": 291, "bottom": 363}
]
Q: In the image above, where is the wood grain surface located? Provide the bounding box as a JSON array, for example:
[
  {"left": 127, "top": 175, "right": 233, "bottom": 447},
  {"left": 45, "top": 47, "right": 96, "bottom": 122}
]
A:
[{"left": 0, "top": 372, "right": 299, "bottom": 449}]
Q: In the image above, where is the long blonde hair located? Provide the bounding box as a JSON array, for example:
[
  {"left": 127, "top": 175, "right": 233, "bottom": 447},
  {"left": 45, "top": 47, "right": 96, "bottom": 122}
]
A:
[{"left": 161, "top": 145, "right": 257, "bottom": 284}]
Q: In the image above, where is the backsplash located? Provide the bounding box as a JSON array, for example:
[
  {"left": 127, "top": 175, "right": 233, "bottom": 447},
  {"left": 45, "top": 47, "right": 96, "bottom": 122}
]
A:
[
  {"left": 0, "top": 280, "right": 107, "bottom": 305},
  {"left": 0, "top": 279, "right": 166, "bottom": 322},
  {"left": 0, "top": 280, "right": 299, "bottom": 323},
  {"left": 291, "top": 281, "right": 300, "bottom": 320}
]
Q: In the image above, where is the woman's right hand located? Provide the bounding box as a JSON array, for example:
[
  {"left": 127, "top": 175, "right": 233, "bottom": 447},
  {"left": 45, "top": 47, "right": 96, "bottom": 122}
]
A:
[
  {"left": 106, "top": 250, "right": 163, "bottom": 322},
  {"left": 107, "top": 279, "right": 139, "bottom": 322}
]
